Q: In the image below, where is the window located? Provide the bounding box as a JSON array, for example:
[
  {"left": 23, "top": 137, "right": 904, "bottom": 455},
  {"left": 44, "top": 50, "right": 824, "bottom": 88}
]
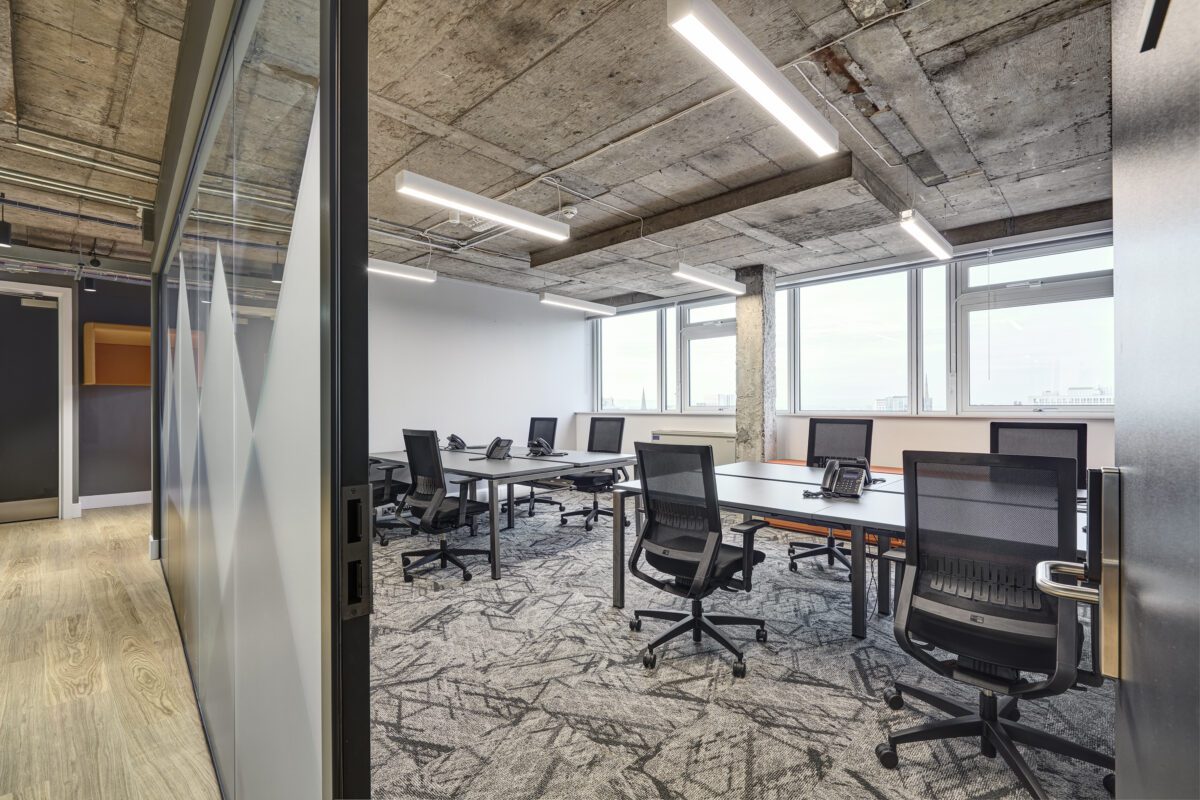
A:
[
  {"left": 959, "top": 244, "right": 1114, "bottom": 411},
  {"left": 599, "top": 310, "right": 659, "bottom": 410},
  {"left": 593, "top": 237, "right": 1114, "bottom": 417},
  {"left": 687, "top": 336, "right": 736, "bottom": 408},
  {"left": 921, "top": 265, "right": 948, "bottom": 411},
  {"left": 664, "top": 306, "right": 678, "bottom": 410},
  {"left": 687, "top": 300, "right": 735, "bottom": 324},
  {"left": 798, "top": 271, "right": 909, "bottom": 412},
  {"left": 964, "top": 294, "right": 1114, "bottom": 409},
  {"left": 681, "top": 298, "right": 736, "bottom": 411},
  {"left": 968, "top": 245, "right": 1112, "bottom": 288},
  {"left": 775, "top": 290, "right": 789, "bottom": 411}
]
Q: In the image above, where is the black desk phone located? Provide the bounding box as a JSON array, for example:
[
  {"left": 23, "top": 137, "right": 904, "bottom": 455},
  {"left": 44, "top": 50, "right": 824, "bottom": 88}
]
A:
[
  {"left": 470, "top": 437, "right": 512, "bottom": 461},
  {"left": 527, "top": 437, "right": 565, "bottom": 457},
  {"left": 445, "top": 434, "right": 467, "bottom": 451},
  {"left": 815, "top": 457, "right": 871, "bottom": 498}
]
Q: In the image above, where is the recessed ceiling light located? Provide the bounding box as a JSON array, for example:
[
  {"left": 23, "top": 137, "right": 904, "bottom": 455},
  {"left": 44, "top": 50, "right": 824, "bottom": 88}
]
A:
[
  {"left": 668, "top": 0, "right": 839, "bottom": 157},
  {"left": 673, "top": 262, "right": 746, "bottom": 296},
  {"left": 367, "top": 257, "right": 437, "bottom": 283},
  {"left": 899, "top": 208, "right": 953, "bottom": 261},
  {"left": 396, "top": 170, "right": 570, "bottom": 242},
  {"left": 538, "top": 292, "right": 616, "bottom": 316}
]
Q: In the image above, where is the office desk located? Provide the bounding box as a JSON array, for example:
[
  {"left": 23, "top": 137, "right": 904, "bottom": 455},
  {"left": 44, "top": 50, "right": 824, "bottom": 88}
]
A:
[
  {"left": 372, "top": 449, "right": 635, "bottom": 580},
  {"left": 610, "top": 470, "right": 1088, "bottom": 639}
]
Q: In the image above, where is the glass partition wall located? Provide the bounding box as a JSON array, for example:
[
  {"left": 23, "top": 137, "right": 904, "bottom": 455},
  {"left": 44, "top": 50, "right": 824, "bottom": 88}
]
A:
[{"left": 155, "top": 1, "right": 368, "bottom": 797}]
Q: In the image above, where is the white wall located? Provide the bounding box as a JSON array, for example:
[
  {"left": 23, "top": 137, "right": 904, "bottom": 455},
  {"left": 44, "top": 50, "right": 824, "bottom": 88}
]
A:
[
  {"left": 575, "top": 412, "right": 1114, "bottom": 469},
  {"left": 370, "top": 275, "right": 591, "bottom": 450}
]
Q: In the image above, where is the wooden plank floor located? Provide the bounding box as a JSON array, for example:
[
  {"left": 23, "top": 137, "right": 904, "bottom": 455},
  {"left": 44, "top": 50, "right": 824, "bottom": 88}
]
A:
[{"left": 0, "top": 506, "right": 220, "bottom": 800}]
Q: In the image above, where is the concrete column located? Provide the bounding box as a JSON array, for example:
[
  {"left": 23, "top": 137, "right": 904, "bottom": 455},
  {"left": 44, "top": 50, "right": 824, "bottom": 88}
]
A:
[{"left": 734, "top": 265, "right": 776, "bottom": 462}]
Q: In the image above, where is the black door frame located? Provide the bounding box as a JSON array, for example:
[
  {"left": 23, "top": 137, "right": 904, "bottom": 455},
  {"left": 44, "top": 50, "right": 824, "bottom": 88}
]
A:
[{"left": 321, "top": 0, "right": 371, "bottom": 796}]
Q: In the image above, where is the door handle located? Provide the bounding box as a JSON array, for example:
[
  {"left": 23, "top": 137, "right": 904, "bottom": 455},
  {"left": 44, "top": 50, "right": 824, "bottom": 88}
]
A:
[
  {"left": 1035, "top": 467, "right": 1121, "bottom": 680},
  {"left": 1035, "top": 560, "right": 1099, "bottom": 603}
]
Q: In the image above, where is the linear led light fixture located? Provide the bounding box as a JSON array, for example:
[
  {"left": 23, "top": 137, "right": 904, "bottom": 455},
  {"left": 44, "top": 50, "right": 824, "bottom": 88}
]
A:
[
  {"left": 668, "top": 0, "right": 839, "bottom": 157},
  {"left": 395, "top": 170, "right": 569, "bottom": 241},
  {"left": 673, "top": 262, "right": 746, "bottom": 296},
  {"left": 538, "top": 292, "right": 616, "bottom": 317},
  {"left": 367, "top": 257, "right": 437, "bottom": 283},
  {"left": 899, "top": 208, "right": 953, "bottom": 261}
]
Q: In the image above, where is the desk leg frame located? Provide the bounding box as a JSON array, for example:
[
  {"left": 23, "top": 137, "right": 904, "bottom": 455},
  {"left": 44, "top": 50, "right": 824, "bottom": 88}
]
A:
[
  {"left": 488, "top": 479, "right": 501, "bottom": 580},
  {"left": 612, "top": 489, "right": 626, "bottom": 609},
  {"left": 877, "top": 534, "right": 891, "bottom": 617},
  {"left": 851, "top": 525, "right": 866, "bottom": 639}
]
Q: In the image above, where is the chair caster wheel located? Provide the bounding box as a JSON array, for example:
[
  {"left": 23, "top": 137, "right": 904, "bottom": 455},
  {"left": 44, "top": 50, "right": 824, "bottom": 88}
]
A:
[
  {"left": 875, "top": 743, "right": 898, "bottom": 769},
  {"left": 557, "top": 505, "right": 564, "bottom": 511},
  {"left": 380, "top": 539, "right": 389, "bottom": 547},
  {"left": 732, "top": 661, "right": 746, "bottom": 678},
  {"left": 462, "top": 572, "right": 472, "bottom": 582},
  {"left": 755, "top": 628, "right": 767, "bottom": 643},
  {"left": 401, "top": 557, "right": 410, "bottom": 566},
  {"left": 629, "top": 618, "right": 642, "bottom": 632},
  {"left": 584, "top": 524, "right": 593, "bottom": 532},
  {"left": 403, "top": 573, "right": 413, "bottom": 583},
  {"left": 1103, "top": 773, "right": 1115, "bottom": 796},
  {"left": 883, "top": 688, "right": 904, "bottom": 710},
  {"left": 559, "top": 517, "right": 567, "bottom": 526},
  {"left": 642, "top": 651, "right": 657, "bottom": 669},
  {"left": 788, "top": 561, "right": 798, "bottom": 573}
]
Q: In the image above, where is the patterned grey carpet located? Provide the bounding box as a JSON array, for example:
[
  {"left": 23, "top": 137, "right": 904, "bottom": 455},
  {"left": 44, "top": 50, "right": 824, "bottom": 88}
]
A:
[{"left": 370, "top": 491, "right": 1114, "bottom": 800}]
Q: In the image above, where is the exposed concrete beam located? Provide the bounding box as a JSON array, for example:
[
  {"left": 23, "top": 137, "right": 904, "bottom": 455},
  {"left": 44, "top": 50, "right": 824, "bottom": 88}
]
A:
[
  {"left": 0, "top": 0, "right": 16, "bottom": 137},
  {"left": 944, "top": 199, "right": 1112, "bottom": 245},
  {"left": 530, "top": 153, "right": 854, "bottom": 268}
]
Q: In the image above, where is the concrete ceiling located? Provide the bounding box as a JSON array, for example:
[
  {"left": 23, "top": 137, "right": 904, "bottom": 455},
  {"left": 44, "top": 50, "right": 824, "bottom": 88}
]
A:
[
  {"left": 363, "top": 0, "right": 1112, "bottom": 304},
  {"left": 0, "top": 0, "right": 1112, "bottom": 301}
]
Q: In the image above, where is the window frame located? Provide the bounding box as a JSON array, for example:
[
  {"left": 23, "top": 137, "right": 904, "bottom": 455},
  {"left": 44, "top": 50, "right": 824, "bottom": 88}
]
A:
[
  {"left": 955, "top": 272, "right": 1114, "bottom": 414},
  {"left": 680, "top": 297, "right": 736, "bottom": 413},
  {"left": 591, "top": 233, "right": 1114, "bottom": 420}
]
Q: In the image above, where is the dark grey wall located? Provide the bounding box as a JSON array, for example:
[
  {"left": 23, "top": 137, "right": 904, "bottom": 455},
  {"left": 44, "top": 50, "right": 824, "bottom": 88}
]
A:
[
  {"left": 1112, "top": 1, "right": 1200, "bottom": 797},
  {"left": 78, "top": 280, "right": 152, "bottom": 496}
]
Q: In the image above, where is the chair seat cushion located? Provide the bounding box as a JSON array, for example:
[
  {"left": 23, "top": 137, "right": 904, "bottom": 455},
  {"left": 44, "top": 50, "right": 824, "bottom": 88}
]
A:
[
  {"left": 566, "top": 471, "right": 615, "bottom": 490},
  {"left": 411, "top": 496, "right": 488, "bottom": 528},
  {"left": 645, "top": 535, "right": 765, "bottom": 587}
]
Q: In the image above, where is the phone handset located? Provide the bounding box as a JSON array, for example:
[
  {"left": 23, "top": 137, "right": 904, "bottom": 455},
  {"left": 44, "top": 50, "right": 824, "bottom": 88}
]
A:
[
  {"left": 470, "top": 437, "right": 513, "bottom": 461},
  {"left": 445, "top": 434, "right": 467, "bottom": 451},
  {"left": 806, "top": 457, "right": 869, "bottom": 499},
  {"left": 527, "top": 437, "right": 554, "bottom": 456}
]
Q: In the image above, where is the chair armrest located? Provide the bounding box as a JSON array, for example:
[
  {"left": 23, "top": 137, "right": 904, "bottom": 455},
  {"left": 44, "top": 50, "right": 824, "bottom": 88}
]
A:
[
  {"left": 730, "top": 519, "right": 766, "bottom": 591},
  {"left": 881, "top": 548, "right": 906, "bottom": 565},
  {"left": 449, "top": 476, "right": 478, "bottom": 486}
]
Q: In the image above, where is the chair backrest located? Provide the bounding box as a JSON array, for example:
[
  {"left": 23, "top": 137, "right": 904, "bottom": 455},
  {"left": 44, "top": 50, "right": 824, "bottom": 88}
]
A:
[
  {"left": 807, "top": 418, "right": 873, "bottom": 467},
  {"left": 636, "top": 442, "right": 722, "bottom": 571},
  {"left": 990, "top": 422, "right": 1087, "bottom": 489},
  {"left": 587, "top": 416, "right": 625, "bottom": 454},
  {"left": 402, "top": 429, "right": 447, "bottom": 503},
  {"left": 901, "top": 450, "right": 1077, "bottom": 672},
  {"left": 528, "top": 417, "right": 557, "bottom": 446}
]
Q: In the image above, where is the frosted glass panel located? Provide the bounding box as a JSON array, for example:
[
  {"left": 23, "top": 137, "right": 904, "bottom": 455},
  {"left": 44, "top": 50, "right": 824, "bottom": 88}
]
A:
[{"left": 159, "top": 1, "right": 323, "bottom": 796}]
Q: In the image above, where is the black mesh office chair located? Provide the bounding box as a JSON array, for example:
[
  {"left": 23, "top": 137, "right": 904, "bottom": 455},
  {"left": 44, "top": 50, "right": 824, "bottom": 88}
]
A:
[
  {"left": 627, "top": 442, "right": 767, "bottom": 678},
  {"left": 875, "top": 451, "right": 1114, "bottom": 798},
  {"left": 991, "top": 422, "right": 1088, "bottom": 490},
  {"left": 397, "top": 429, "right": 491, "bottom": 582},
  {"left": 787, "top": 418, "right": 874, "bottom": 575},
  {"left": 369, "top": 457, "right": 410, "bottom": 546},
  {"left": 503, "top": 417, "right": 566, "bottom": 517},
  {"left": 560, "top": 416, "right": 628, "bottom": 531}
]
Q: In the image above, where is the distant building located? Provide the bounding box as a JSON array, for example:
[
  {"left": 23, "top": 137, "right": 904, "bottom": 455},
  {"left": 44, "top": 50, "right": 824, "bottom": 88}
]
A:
[
  {"left": 875, "top": 395, "right": 909, "bottom": 412},
  {"left": 1027, "top": 386, "right": 1114, "bottom": 406}
]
